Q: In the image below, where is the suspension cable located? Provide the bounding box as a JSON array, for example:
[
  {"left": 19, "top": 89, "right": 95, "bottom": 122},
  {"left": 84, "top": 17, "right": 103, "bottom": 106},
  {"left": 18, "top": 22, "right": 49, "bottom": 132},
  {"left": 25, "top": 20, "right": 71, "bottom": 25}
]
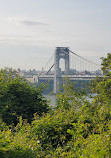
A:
[
  {"left": 69, "top": 49, "right": 101, "bottom": 67},
  {"left": 43, "top": 53, "right": 54, "bottom": 70},
  {"left": 45, "top": 64, "right": 54, "bottom": 75}
]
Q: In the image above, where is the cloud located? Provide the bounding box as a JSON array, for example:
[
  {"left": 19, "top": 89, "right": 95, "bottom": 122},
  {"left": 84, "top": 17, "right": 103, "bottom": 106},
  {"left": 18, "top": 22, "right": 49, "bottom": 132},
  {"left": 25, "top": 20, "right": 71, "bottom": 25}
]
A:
[
  {"left": 20, "top": 20, "right": 45, "bottom": 26},
  {"left": 8, "top": 17, "right": 46, "bottom": 26}
]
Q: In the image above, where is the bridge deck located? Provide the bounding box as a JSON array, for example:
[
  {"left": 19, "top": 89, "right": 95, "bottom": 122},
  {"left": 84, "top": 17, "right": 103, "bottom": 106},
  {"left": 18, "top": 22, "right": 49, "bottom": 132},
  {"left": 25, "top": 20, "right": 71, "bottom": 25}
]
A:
[{"left": 38, "top": 75, "right": 102, "bottom": 80}]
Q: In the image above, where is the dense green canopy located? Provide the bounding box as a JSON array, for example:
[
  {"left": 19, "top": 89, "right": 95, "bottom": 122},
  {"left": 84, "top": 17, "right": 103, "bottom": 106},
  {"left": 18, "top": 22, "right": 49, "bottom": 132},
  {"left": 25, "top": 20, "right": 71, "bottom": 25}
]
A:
[{"left": 0, "top": 68, "right": 49, "bottom": 125}]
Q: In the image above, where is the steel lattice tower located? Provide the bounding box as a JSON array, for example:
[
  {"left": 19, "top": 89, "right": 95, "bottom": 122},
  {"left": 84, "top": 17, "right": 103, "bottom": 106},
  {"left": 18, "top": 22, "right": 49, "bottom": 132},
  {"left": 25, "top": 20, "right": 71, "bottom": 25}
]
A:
[{"left": 54, "top": 47, "right": 70, "bottom": 94}]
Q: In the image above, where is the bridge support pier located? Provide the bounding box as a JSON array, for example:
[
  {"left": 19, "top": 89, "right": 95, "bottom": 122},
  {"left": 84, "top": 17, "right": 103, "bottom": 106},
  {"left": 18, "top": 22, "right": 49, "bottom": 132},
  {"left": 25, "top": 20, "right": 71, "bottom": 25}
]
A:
[{"left": 54, "top": 47, "right": 69, "bottom": 94}]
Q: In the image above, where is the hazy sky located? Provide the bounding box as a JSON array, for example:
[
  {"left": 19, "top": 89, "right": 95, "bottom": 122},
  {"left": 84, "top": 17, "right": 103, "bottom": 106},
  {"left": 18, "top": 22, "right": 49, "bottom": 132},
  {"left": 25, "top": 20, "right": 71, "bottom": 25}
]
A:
[{"left": 0, "top": 0, "right": 111, "bottom": 70}]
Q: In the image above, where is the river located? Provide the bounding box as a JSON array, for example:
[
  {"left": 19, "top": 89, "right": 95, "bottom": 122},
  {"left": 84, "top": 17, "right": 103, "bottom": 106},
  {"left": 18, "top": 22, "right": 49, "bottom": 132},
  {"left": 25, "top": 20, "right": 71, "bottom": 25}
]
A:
[{"left": 44, "top": 94, "right": 94, "bottom": 107}]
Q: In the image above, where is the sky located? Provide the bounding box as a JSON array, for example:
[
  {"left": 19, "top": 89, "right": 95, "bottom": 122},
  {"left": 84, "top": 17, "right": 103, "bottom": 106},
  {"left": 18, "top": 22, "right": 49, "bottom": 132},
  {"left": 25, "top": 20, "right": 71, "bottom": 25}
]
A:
[{"left": 0, "top": 0, "right": 111, "bottom": 70}]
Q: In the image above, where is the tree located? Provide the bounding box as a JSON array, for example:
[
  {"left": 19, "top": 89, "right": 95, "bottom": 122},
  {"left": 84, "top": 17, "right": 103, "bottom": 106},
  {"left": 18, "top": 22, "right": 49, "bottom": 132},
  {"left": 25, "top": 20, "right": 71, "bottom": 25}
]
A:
[
  {"left": 0, "top": 68, "right": 49, "bottom": 125},
  {"left": 101, "top": 53, "right": 111, "bottom": 76},
  {"left": 90, "top": 53, "right": 111, "bottom": 103}
]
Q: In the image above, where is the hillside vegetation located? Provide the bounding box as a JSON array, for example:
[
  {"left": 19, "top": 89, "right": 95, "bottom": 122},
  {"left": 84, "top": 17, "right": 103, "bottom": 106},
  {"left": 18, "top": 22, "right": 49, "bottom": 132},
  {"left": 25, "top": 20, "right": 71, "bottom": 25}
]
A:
[{"left": 0, "top": 54, "right": 111, "bottom": 158}]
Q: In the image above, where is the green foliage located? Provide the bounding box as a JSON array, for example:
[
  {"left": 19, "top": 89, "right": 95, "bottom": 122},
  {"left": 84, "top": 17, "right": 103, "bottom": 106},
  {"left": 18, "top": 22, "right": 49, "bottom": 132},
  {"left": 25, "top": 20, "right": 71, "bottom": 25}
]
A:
[
  {"left": 0, "top": 117, "right": 43, "bottom": 158},
  {"left": 56, "top": 79, "right": 87, "bottom": 110},
  {"left": 101, "top": 53, "right": 111, "bottom": 75},
  {"left": 89, "top": 53, "right": 111, "bottom": 105},
  {"left": 0, "top": 53, "right": 111, "bottom": 157},
  {"left": 0, "top": 68, "right": 49, "bottom": 125},
  {"left": 31, "top": 108, "right": 77, "bottom": 149},
  {"left": 0, "top": 100, "right": 110, "bottom": 157}
]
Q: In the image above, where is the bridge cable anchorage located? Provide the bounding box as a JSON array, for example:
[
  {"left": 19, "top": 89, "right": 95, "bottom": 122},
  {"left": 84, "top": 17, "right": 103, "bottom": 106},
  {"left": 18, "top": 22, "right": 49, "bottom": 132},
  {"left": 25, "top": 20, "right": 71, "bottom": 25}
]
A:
[{"left": 69, "top": 49, "right": 101, "bottom": 67}]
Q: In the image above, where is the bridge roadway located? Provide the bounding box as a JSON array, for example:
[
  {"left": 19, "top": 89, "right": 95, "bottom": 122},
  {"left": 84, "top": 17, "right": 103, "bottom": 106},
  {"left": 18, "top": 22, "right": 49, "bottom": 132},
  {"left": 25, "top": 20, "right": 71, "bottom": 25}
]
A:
[{"left": 38, "top": 74, "right": 100, "bottom": 81}]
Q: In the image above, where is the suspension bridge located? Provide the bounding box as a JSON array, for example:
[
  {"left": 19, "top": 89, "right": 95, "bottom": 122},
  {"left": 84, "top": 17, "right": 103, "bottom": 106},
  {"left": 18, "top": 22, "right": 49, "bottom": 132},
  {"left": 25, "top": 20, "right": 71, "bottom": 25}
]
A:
[{"left": 38, "top": 47, "right": 102, "bottom": 94}]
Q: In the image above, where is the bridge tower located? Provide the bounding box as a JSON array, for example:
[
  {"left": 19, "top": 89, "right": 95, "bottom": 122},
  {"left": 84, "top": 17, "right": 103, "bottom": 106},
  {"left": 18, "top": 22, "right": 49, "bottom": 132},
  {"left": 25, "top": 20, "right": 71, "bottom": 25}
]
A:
[{"left": 54, "top": 47, "right": 70, "bottom": 94}]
